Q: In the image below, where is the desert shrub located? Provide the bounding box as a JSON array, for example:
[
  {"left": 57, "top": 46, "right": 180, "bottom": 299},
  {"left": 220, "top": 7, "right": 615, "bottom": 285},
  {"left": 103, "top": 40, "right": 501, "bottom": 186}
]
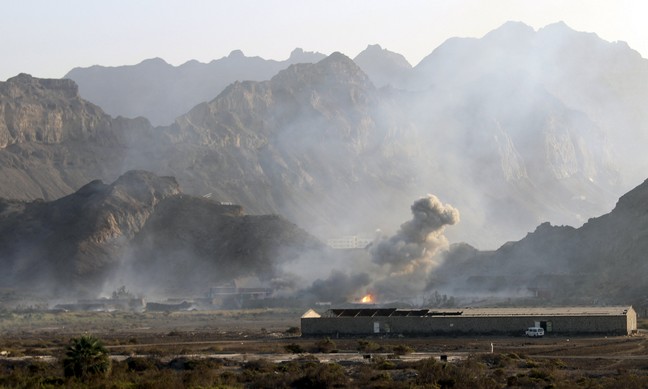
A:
[
  {"left": 284, "top": 343, "right": 305, "bottom": 354},
  {"left": 357, "top": 340, "right": 380, "bottom": 352},
  {"left": 437, "top": 377, "right": 456, "bottom": 388},
  {"left": 374, "top": 358, "right": 397, "bottom": 370},
  {"left": 286, "top": 326, "right": 301, "bottom": 335},
  {"left": 243, "top": 358, "right": 274, "bottom": 373},
  {"left": 507, "top": 375, "right": 519, "bottom": 386},
  {"left": 522, "top": 358, "right": 540, "bottom": 368},
  {"left": 291, "top": 362, "right": 348, "bottom": 389},
  {"left": 491, "top": 367, "right": 506, "bottom": 380},
  {"left": 217, "top": 370, "right": 239, "bottom": 386},
  {"left": 476, "top": 352, "right": 511, "bottom": 368},
  {"left": 549, "top": 358, "right": 567, "bottom": 369},
  {"left": 126, "top": 356, "right": 159, "bottom": 372},
  {"left": 168, "top": 357, "right": 196, "bottom": 370},
  {"left": 313, "top": 337, "right": 337, "bottom": 353},
  {"left": 392, "top": 344, "right": 414, "bottom": 355},
  {"left": 0, "top": 360, "right": 63, "bottom": 388},
  {"left": 167, "top": 357, "right": 223, "bottom": 372},
  {"left": 182, "top": 366, "right": 222, "bottom": 388},
  {"left": 369, "top": 371, "right": 392, "bottom": 385},
  {"left": 62, "top": 335, "right": 111, "bottom": 379},
  {"left": 528, "top": 368, "right": 553, "bottom": 382}
]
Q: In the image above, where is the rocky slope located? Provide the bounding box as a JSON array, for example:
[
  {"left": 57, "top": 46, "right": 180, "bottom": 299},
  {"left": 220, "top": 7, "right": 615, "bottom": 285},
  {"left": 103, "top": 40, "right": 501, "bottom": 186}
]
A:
[
  {"left": 428, "top": 177, "right": 648, "bottom": 306},
  {"left": 0, "top": 73, "right": 154, "bottom": 200},
  {"left": 65, "top": 48, "right": 326, "bottom": 126},
  {"left": 0, "top": 170, "right": 324, "bottom": 298},
  {"left": 145, "top": 52, "right": 418, "bottom": 237},
  {"left": 410, "top": 21, "right": 648, "bottom": 190}
]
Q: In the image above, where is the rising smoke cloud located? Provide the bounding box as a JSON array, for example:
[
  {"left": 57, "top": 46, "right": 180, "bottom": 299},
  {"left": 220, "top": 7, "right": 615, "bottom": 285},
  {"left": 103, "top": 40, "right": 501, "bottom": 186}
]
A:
[
  {"left": 302, "top": 194, "right": 460, "bottom": 303},
  {"left": 366, "top": 194, "right": 460, "bottom": 301},
  {"left": 371, "top": 194, "right": 460, "bottom": 273}
]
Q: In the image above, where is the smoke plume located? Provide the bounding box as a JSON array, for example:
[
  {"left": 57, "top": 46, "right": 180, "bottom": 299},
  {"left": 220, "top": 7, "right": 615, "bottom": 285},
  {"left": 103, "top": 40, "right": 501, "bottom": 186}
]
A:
[{"left": 372, "top": 194, "right": 459, "bottom": 273}]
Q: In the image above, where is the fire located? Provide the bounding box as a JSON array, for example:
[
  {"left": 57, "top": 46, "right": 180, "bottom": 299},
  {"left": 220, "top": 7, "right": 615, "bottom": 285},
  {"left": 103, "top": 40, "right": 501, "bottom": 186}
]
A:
[{"left": 360, "top": 294, "right": 373, "bottom": 303}]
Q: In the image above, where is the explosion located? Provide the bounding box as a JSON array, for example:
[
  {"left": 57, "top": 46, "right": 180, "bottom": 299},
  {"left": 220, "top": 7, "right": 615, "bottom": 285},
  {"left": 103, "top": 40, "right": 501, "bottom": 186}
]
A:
[{"left": 360, "top": 294, "right": 374, "bottom": 303}]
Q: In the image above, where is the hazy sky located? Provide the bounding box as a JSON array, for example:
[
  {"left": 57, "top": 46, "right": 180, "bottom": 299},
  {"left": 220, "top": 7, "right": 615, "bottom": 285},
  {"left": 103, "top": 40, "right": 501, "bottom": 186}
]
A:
[{"left": 1, "top": 0, "right": 646, "bottom": 81}]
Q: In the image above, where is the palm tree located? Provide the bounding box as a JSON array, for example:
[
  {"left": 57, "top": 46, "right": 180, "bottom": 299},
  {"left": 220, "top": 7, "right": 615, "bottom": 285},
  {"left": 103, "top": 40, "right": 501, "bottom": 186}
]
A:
[{"left": 62, "top": 335, "right": 111, "bottom": 379}]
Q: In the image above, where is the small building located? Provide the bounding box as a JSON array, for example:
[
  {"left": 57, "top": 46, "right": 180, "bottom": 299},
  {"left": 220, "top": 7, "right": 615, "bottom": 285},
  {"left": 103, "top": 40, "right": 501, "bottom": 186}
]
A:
[
  {"left": 207, "top": 281, "right": 274, "bottom": 308},
  {"left": 327, "top": 236, "right": 373, "bottom": 249},
  {"left": 301, "top": 306, "right": 637, "bottom": 336}
]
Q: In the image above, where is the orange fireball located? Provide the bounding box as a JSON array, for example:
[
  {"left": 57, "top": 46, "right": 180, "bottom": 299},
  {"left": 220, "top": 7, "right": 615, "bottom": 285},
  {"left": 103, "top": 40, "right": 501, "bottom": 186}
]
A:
[{"left": 360, "top": 294, "right": 373, "bottom": 303}]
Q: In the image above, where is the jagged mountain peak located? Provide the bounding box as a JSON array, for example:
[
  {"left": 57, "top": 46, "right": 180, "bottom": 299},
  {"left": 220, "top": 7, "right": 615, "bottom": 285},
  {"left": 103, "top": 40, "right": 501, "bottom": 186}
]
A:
[
  {"left": 538, "top": 20, "right": 584, "bottom": 37},
  {"left": 2, "top": 73, "right": 79, "bottom": 99},
  {"left": 288, "top": 47, "right": 327, "bottom": 63},
  {"left": 353, "top": 44, "right": 412, "bottom": 88},
  {"left": 139, "top": 57, "right": 171, "bottom": 67},
  {"left": 354, "top": 44, "right": 412, "bottom": 68},
  {"left": 228, "top": 49, "right": 245, "bottom": 58},
  {"left": 273, "top": 52, "right": 374, "bottom": 90},
  {"left": 485, "top": 20, "right": 535, "bottom": 37}
]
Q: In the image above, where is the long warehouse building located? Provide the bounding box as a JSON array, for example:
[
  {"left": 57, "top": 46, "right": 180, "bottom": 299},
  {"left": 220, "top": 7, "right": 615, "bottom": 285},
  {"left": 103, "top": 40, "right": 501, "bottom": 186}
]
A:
[{"left": 301, "top": 306, "right": 637, "bottom": 336}]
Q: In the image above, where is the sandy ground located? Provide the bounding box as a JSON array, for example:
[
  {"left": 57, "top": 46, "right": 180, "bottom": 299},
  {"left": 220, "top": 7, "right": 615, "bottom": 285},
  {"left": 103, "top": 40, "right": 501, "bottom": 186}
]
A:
[{"left": 2, "top": 308, "right": 648, "bottom": 374}]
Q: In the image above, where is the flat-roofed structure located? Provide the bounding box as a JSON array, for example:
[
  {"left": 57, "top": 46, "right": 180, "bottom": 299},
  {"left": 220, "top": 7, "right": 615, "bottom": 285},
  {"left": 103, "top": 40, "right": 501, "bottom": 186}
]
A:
[{"left": 301, "top": 306, "right": 637, "bottom": 336}]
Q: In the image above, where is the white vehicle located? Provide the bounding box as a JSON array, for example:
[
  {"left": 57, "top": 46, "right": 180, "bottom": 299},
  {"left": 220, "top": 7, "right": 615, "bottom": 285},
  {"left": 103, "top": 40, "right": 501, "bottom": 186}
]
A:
[{"left": 525, "top": 326, "right": 545, "bottom": 337}]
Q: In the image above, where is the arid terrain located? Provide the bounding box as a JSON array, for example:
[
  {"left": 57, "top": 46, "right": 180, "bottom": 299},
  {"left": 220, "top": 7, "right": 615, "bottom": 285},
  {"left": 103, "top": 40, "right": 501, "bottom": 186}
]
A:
[{"left": 2, "top": 309, "right": 648, "bottom": 387}]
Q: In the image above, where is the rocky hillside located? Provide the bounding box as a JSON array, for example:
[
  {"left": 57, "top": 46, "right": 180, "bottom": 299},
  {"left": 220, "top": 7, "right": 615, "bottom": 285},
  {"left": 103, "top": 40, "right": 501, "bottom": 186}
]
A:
[
  {"left": 428, "top": 177, "right": 648, "bottom": 306},
  {"left": 0, "top": 73, "right": 154, "bottom": 200},
  {"left": 65, "top": 48, "right": 326, "bottom": 125},
  {"left": 0, "top": 170, "right": 324, "bottom": 298},
  {"left": 409, "top": 21, "right": 648, "bottom": 190},
  {"left": 143, "top": 52, "right": 418, "bottom": 238}
]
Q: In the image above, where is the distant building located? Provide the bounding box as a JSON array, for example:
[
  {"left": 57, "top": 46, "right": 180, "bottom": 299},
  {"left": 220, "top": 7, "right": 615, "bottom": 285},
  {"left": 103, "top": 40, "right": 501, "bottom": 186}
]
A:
[
  {"left": 207, "top": 281, "right": 273, "bottom": 308},
  {"left": 327, "top": 236, "right": 373, "bottom": 249},
  {"left": 301, "top": 306, "right": 637, "bottom": 336}
]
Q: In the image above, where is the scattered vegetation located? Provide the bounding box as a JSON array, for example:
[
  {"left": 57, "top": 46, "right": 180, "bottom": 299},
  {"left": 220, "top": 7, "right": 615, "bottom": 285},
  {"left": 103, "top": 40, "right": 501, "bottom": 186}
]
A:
[
  {"left": 62, "top": 335, "right": 111, "bottom": 379},
  {"left": 285, "top": 326, "right": 301, "bottom": 335},
  {"left": 313, "top": 337, "right": 337, "bottom": 353},
  {"left": 2, "top": 346, "right": 646, "bottom": 388},
  {"left": 2, "top": 313, "right": 648, "bottom": 388},
  {"left": 284, "top": 343, "right": 305, "bottom": 354}
]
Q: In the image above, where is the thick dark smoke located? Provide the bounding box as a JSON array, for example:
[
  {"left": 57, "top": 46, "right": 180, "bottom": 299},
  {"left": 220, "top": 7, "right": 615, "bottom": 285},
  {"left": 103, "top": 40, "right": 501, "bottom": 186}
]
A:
[
  {"left": 305, "top": 270, "right": 371, "bottom": 303},
  {"left": 371, "top": 194, "right": 460, "bottom": 274}
]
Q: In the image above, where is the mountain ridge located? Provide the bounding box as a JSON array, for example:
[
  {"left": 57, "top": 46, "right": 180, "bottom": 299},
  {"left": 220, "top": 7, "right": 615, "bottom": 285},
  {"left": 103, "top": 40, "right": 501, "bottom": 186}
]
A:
[
  {"left": 0, "top": 170, "right": 324, "bottom": 298},
  {"left": 65, "top": 48, "right": 327, "bottom": 126},
  {"left": 1, "top": 21, "right": 647, "bottom": 251}
]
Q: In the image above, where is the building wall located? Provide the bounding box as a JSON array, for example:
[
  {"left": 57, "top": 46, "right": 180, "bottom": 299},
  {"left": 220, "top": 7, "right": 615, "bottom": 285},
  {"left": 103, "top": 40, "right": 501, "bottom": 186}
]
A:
[{"left": 302, "top": 311, "right": 636, "bottom": 336}]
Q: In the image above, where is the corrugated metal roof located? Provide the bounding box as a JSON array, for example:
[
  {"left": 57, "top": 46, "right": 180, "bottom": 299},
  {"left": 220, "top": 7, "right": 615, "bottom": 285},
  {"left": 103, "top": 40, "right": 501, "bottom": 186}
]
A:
[
  {"left": 316, "top": 306, "right": 633, "bottom": 318},
  {"left": 458, "top": 306, "right": 632, "bottom": 317}
]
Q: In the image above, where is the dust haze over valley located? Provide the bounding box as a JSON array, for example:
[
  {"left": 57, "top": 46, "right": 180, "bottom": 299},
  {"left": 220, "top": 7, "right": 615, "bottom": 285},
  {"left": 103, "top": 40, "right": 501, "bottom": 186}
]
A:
[{"left": 2, "top": 20, "right": 648, "bottom": 309}]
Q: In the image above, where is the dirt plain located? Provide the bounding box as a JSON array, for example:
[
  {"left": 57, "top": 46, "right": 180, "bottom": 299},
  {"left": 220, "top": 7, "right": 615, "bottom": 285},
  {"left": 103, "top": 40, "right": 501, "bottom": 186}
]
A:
[
  {"left": 1, "top": 309, "right": 647, "bottom": 362},
  {"left": 2, "top": 308, "right": 648, "bottom": 387}
]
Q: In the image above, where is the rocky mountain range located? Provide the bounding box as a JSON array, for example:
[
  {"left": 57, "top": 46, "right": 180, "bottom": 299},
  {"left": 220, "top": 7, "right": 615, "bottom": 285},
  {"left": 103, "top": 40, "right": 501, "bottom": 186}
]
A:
[
  {"left": 2, "top": 21, "right": 648, "bottom": 303},
  {"left": 65, "top": 48, "right": 326, "bottom": 126},
  {"left": 54, "top": 21, "right": 648, "bottom": 248}
]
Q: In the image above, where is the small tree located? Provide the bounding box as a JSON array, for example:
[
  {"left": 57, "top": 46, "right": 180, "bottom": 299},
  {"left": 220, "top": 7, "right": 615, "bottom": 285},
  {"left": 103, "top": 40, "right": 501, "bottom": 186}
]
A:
[{"left": 63, "top": 335, "right": 111, "bottom": 379}]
